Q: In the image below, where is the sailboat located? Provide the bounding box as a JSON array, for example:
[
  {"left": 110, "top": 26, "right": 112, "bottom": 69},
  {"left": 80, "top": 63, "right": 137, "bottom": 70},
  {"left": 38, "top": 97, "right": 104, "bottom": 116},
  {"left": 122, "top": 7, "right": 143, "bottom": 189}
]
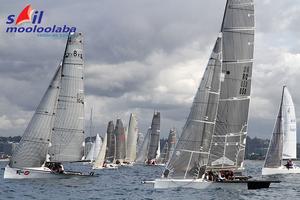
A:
[
  {"left": 157, "top": 128, "right": 177, "bottom": 165},
  {"left": 114, "top": 119, "right": 126, "bottom": 165},
  {"left": 146, "top": 112, "right": 161, "bottom": 165},
  {"left": 146, "top": 0, "right": 278, "bottom": 189},
  {"left": 136, "top": 128, "right": 151, "bottom": 163},
  {"left": 86, "top": 134, "right": 102, "bottom": 162},
  {"left": 124, "top": 113, "right": 138, "bottom": 164},
  {"left": 262, "top": 86, "right": 299, "bottom": 175},
  {"left": 4, "top": 32, "right": 91, "bottom": 179},
  {"left": 106, "top": 121, "right": 115, "bottom": 163}
]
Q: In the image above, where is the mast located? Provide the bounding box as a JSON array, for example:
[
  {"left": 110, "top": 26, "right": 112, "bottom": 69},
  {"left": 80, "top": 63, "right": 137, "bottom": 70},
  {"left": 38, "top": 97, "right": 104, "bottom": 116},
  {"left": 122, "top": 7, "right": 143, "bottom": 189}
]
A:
[
  {"left": 10, "top": 64, "right": 61, "bottom": 168},
  {"left": 49, "top": 32, "right": 85, "bottom": 162},
  {"left": 207, "top": 0, "right": 255, "bottom": 170},
  {"left": 165, "top": 36, "right": 222, "bottom": 178},
  {"left": 264, "top": 87, "right": 284, "bottom": 168},
  {"left": 89, "top": 108, "right": 93, "bottom": 142}
]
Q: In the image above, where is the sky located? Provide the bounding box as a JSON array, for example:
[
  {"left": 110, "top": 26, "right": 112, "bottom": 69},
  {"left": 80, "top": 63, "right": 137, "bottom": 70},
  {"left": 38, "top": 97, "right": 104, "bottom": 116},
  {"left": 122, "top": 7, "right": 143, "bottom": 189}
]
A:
[{"left": 0, "top": 0, "right": 300, "bottom": 141}]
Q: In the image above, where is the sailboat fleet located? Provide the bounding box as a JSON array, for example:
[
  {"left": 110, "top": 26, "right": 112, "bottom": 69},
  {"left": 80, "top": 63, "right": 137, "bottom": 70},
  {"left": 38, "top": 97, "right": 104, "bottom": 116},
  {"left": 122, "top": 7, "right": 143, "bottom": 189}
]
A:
[{"left": 4, "top": 0, "right": 299, "bottom": 192}]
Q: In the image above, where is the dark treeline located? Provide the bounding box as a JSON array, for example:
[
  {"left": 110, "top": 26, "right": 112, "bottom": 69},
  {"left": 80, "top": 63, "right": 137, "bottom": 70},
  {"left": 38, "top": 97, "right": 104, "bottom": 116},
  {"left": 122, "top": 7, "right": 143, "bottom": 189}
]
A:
[{"left": 1, "top": 135, "right": 300, "bottom": 160}]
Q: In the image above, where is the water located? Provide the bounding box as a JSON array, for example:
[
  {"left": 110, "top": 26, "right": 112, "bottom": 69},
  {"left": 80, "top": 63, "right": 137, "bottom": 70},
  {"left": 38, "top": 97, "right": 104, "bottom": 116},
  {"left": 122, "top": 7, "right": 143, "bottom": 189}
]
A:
[{"left": 0, "top": 160, "right": 300, "bottom": 200}]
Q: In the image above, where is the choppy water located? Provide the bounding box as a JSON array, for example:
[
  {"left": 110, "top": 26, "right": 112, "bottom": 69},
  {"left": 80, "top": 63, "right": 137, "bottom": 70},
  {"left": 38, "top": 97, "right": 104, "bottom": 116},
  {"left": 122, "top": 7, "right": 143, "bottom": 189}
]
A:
[{"left": 0, "top": 160, "right": 300, "bottom": 200}]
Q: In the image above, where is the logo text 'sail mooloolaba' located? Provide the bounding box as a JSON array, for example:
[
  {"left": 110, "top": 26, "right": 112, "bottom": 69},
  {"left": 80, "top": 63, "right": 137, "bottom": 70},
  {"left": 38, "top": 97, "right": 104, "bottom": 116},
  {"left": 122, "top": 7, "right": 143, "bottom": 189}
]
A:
[{"left": 6, "top": 5, "right": 76, "bottom": 33}]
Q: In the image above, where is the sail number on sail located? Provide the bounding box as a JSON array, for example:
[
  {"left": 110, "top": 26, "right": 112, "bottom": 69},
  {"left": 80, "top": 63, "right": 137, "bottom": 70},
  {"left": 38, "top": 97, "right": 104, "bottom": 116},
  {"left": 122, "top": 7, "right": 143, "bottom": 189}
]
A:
[
  {"left": 239, "top": 66, "right": 250, "bottom": 95},
  {"left": 65, "top": 50, "right": 83, "bottom": 59}
]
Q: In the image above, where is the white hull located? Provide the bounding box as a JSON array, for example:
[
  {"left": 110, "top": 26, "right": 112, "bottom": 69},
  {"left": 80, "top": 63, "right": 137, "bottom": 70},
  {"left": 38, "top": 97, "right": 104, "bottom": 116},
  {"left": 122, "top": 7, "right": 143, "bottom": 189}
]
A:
[
  {"left": 262, "top": 166, "right": 300, "bottom": 175},
  {"left": 153, "top": 178, "right": 247, "bottom": 190},
  {"left": 4, "top": 165, "right": 61, "bottom": 179}
]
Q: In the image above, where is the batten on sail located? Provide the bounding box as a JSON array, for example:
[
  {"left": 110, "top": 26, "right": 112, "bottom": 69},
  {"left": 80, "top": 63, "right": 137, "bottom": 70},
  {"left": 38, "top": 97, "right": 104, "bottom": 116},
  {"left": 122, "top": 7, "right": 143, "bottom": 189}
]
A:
[
  {"left": 10, "top": 65, "right": 62, "bottom": 168},
  {"left": 49, "top": 33, "right": 85, "bottom": 162}
]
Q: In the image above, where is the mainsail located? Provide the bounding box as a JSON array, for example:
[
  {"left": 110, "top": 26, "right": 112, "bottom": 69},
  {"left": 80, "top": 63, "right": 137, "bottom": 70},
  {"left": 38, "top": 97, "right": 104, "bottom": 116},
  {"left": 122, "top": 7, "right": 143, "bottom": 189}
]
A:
[
  {"left": 49, "top": 33, "right": 85, "bottom": 162},
  {"left": 282, "top": 87, "right": 297, "bottom": 159},
  {"left": 147, "top": 112, "right": 161, "bottom": 161},
  {"left": 114, "top": 119, "right": 126, "bottom": 162},
  {"left": 166, "top": 128, "right": 176, "bottom": 163},
  {"left": 264, "top": 88, "right": 284, "bottom": 168},
  {"left": 207, "top": 0, "right": 255, "bottom": 170},
  {"left": 106, "top": 121, "right": 115, "bottom": 162},
  {"left": 10, "top": 65, "right": 61, "bottom": 168},
  {"left": 126, "top": 113, "right": 138, "bottom": 162},
  {"left": 166, "top": 36, "right": 222, "bottom": 178}
]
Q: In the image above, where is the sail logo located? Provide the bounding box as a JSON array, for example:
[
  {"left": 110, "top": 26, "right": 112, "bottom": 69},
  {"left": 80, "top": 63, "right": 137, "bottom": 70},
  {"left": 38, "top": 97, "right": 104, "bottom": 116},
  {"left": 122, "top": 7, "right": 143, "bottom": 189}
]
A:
[{"left": 5, "top": 4, "right": 76, "bottom": 34}]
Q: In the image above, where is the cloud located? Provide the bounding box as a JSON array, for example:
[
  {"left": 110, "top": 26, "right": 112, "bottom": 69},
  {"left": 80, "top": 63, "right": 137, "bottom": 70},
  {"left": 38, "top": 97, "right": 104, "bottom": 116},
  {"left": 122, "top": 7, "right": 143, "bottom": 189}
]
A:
[{"left": 0, "top": 0, "right": 300, "bottom": 142}]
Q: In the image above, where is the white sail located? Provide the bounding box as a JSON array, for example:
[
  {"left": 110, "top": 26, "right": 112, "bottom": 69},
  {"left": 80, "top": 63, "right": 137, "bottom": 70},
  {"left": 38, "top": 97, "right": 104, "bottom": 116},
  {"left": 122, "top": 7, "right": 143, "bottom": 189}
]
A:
[
  {"left": 126, "top": 113, "right": 138, "bottom": 162},
  {"left": 49, "top": 33, "right": 85, "bottom": 162},
  {"left": 86, "top": 142, "right": 95, "bottom": 161},
  {"left": 156, "top": 140, "right": 161, "bottom": 159},
  {"left": 9, "top": 65, "right": 61, "bottom": 168},
  {"left": 93, "top": 134, "right": 107, "bottom": 169},
  {"left": 264, "top": 86, "right": 296, "bottom": 168},
  {"left": 282, "top": 87, "right": 297, "bottom": 159},
  {"left": 93, "top": 134, "right": 102, "bottom": 160}
]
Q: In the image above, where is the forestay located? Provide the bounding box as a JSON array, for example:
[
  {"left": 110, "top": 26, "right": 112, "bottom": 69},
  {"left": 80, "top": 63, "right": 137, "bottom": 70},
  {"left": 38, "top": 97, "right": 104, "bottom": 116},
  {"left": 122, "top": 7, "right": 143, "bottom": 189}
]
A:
[
  {"left": 166, "top": 36, "right": 222, "bottom": 178},
  {"left": 207, "top": 0, "right": 255, "bottom": 170},
  {"left": 10, "top": 65, "right": 61, "bottom": 168},
  {"left": 49, "top": 33, "right": 85, "bottom": 162}
]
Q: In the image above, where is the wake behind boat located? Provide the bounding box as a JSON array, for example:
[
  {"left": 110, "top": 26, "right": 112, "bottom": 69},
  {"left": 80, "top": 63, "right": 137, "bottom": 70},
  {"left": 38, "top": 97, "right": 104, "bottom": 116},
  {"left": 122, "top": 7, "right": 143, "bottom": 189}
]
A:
[
  {"left": 145, "top": 0, "right": 279, "bottom": 189},
  {"left": 4, "top": 32, "right": 94, "bottom": 179},
  {"left": 262, "top": 86, "right": 300, "bottom": 176}
]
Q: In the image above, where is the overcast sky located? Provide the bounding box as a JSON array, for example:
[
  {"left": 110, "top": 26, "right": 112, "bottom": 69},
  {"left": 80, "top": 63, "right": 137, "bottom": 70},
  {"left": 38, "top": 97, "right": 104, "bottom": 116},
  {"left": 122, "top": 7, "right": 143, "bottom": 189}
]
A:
[{"left": 1, "top": 0, "right": 300, "bottom": 141}]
